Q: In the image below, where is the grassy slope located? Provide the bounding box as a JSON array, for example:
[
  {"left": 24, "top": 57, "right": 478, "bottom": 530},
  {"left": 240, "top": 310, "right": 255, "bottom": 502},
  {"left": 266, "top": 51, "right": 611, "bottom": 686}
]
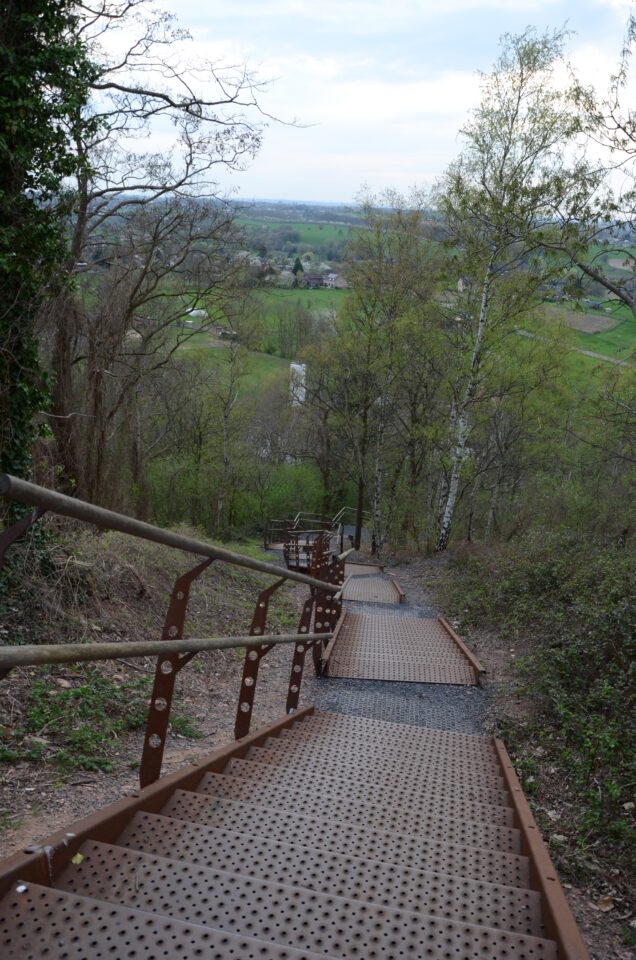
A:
[{"left": 541, "top": 301, "right": 635, "bottom": 360}]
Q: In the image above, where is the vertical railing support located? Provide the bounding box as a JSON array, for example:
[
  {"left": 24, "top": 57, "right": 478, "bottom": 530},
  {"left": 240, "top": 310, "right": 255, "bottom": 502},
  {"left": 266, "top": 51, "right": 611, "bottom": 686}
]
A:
[
  {"left": 139, "top": 558, "right": 213, "bottom": 788},
  {"left": 0, "top": 507, "right": 46, "bottom": 569},
  {"left": 234, "top": 577, "right": 286, "bottom": 739},
  {"left": 310, "top": 538, "right": 345, "bottom": 676},
  {"left": 285, "top": 594, "right": 316, "bottom": 713}
]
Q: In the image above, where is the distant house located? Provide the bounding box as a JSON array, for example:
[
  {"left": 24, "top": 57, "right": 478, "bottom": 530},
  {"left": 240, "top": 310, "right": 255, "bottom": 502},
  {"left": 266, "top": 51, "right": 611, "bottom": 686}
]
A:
[
  {"left": 324, "top": 272, "right": 339, "bottom": 288},
  {"left": 303, "top": 273, "right": 324, "bottom": 288},
  {"left": 290, "top": 362, "right": 306, "bottom": 405}
]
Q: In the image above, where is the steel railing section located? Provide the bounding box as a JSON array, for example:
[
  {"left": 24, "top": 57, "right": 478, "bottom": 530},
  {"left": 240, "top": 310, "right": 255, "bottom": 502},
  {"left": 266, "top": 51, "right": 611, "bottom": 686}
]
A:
[{"left": 0, "top": 475, "right": 342, "bottom": 787}]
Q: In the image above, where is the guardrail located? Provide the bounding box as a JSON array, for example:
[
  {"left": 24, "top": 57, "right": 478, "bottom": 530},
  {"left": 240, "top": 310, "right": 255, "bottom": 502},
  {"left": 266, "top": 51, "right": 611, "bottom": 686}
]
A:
[{"left": 0, "top": 475, "right": 345, "bottom": 787}]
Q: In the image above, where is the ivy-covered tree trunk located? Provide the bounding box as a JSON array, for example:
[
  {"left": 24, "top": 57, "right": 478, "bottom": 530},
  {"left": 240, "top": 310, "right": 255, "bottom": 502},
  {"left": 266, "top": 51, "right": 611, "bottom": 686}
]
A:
[{"left": 0, "top": 1, "right": 93, "bottom": 482}]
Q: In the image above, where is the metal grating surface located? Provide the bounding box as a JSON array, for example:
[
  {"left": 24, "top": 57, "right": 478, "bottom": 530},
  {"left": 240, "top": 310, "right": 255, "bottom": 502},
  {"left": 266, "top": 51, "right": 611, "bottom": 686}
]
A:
[
  {"left": 0, "top": 882, "right": 332, "bottom": 960},
  {"left": 226, "top": 751, "right": 506, "bottom": 787},
  {"left": 118, "top": 811, "right": 545, "bottom": 936},
  {"left": 55, "top": 840, "right": 558, "bottom": 960},
  {"left": 190, "top": 778, "right": 513, "bottom": 830},
  {"left": 200, "top": 765, "right": 512, "bottom": 812},
  {"left": 329, "top": 612, "right": 478, "bottom": 684},
  {"left": 163, "top": 790, "right": 530, "bottom": 887},
  {"left": 204, "top": 772, "right": 519, "bottom": 852},
  {"left": 344, "top": 562, "right": 384, "bottom": 576},
  {"left": 285, "top": 709, "right": 494, "bottom": 743},
  {"left": 341, "top": 576, "right": 402, "bottom": 603},
  {"left": 248, "top": 735, "right": 503, "bottom": 772}
]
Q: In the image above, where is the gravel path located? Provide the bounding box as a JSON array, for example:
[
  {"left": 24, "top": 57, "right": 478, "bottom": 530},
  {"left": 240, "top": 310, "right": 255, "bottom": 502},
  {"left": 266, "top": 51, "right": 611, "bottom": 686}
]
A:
[{"left": 306, "top": 562, "right": 491, "bottom": 735}]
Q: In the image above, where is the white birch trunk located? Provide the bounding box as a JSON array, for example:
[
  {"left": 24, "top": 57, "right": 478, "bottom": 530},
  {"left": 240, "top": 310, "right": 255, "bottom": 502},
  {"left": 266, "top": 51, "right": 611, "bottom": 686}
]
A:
[{"left": 436, "top": 255, "right": 495, "bottom": 552}]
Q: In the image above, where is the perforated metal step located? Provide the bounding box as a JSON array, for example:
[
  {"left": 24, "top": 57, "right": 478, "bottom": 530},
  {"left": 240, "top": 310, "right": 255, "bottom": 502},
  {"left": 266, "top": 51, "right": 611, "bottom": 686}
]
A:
[
  {"left": 248, "top": 736, "right": 503, "bottom": 775},
  {"left": 118, "top": 810, "right": 546, "bottom": 936},
  {"left": 55, "top": 840, "right": 558, "bottom": 960},
  {"left": 225, "top": 752, "right": 507, "bottom": 789},
  {"left": 344, "top": 562, "right": 384, "bottom": 576},
  {"left": 163, "top": 790, "right": 531, "bottom": 887},
  {"left": 328, "top": 612, "right": 478, "bottom": 684},
  {"left": 198, "top": 760, "right": 511, "bottom": 825},
  {"left": 283, "top": 711, "right": 495, "bottom": 747},
  {"left": 207, "top": 771, "right": 519, "bottom": 852},
  {"left": 201, "top": 764, "right": 511, "bottom": 808},
  {"left": 341, "top": 576, "right": 403, "bottom": 603},
  {"left": 0, "top": 881, "right": 333, "bottom": 960}
]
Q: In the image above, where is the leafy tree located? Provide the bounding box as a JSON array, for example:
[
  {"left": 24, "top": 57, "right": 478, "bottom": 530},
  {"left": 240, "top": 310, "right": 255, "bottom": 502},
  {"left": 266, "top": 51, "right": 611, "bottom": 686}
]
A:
[
  {"left": 435, "top": 28, "right": 578, "bottom": 551},
  {"left": 0, "top": 0, "right": 94, "bottom": 477},
  {"left": 545, "top": 13, "right": 636, "bottom": 324},
  {"left": 37, "top": 0, "right": 269, "bottom": 506},
  {"left": 292, "top": 257, "right": 304, "bottom": 275}
]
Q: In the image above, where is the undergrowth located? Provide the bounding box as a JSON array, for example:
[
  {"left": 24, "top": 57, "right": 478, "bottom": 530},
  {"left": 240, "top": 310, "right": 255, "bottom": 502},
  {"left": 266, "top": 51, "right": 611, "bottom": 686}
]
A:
[
  {"left": 440, "top": 531, "right": 635, "bottom": 874},
  {"left": 0, "top": 521, "right": 297, "bottom": 779},
  {"left": 0, "top": 666, "right": 200, "bottom": 774}
]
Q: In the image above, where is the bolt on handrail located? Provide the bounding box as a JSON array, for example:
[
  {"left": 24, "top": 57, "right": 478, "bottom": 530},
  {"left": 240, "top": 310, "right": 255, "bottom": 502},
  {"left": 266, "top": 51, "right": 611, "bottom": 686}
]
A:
[{"left": 0, "top": 475, "right": 339, "bottom": 594}]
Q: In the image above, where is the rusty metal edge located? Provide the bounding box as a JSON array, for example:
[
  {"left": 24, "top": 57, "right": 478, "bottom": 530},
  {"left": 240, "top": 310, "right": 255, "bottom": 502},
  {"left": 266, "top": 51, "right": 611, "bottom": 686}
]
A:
[
  {"left": 438, "top": 615, "right": 485, "bottom": 684},
  {"left": 344, "top": 560, "right": 385, "bottom": 573},
  {"left": 0, "top": 705, "right": 315, "bottom": 899},
  {"left": 391, "top": 579, "right": 406, "bottom": 602},
  {"left": 493, "top": 738, "right": 590, "bottom": 960},
  {"left": 321, "top": 609, "right": 347, "bottom": 673}
]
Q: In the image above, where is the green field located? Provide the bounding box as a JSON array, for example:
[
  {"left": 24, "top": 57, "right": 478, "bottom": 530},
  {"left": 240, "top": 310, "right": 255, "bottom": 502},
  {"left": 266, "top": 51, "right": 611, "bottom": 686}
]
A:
[
  {"left": 177, "top": 333, "right": 290, "bottom": 395},
  {"left": 238, "top": 217, "right": 352, "bottom": 247},
  {"left": 540, "top": 301, "right": 636, "bottom": 361}
]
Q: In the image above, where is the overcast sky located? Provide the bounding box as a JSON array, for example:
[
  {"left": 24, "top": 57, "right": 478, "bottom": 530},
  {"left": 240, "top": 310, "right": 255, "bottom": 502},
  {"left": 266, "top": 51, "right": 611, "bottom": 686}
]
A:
[{"left": 157, "top": 0, "right": 634, "bottom": 203}]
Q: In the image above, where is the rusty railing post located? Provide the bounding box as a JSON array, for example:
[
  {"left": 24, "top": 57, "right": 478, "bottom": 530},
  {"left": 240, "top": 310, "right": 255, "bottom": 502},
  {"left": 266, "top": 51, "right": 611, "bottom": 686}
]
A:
[
  {"left": 285, "top": 594, "right": 316, "bottom": 713},
  {"left": 234, "top": 577, "right": 286, "bottom": 739},
  {"left": 0, "top": 507, "right": 46, "bottom": 570},
  {"left": 0, "top": 507, "right": 46, "bottom": 679},
  {"left": 315, "top": 549, "right": 345, "bottom": 675},
  {"left": 139, "top": 558, "right": 213, "bottom": 788}
]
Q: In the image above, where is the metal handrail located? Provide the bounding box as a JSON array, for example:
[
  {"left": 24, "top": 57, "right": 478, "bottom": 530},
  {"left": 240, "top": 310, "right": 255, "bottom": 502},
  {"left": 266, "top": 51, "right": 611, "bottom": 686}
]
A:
[
  {"left": 0, "top": 475, "right": 339, "bottom": 595},
  {"left": 0, "top": 632, "right": 333, "bottom": 671}
]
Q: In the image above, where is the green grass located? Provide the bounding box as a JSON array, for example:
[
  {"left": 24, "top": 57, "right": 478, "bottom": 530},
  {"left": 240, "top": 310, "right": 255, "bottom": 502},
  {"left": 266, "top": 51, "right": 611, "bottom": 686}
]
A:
[
  {"left": 238, "top": 217, "right": 353, "bottom": 248},
  {"left": 178, "top": 339, "right": 290, "bottom": 395},
  {"left": 258, "top": 287, "right": 345, "bottom": 310},
  {"left": 540, "top": 301, "right": 636, "bottom": 360}
]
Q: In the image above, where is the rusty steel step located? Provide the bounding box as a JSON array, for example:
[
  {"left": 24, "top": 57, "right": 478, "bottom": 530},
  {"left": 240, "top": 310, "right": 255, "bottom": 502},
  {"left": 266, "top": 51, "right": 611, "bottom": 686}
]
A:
[
  {"left": 247, "top": 737, "right": 504, "bottom": 776},
  {"left": 231, "top": 745, "right": 505, "bottom": 783},
  {"left": 162, "top": 790, "right": 531, "bottom": 887},
  {"left": 199, "top": 765, "right": 511, "bottom": 807},
  {"left": 196, "top": 768, "right": 514, "bottom": 824},
  {"left": 54, "top": 839, "right": 559, "bottom": 960},
  {"left": 280, "top": 711, "right": 497, "bottom": 747},
  {"left": 328, "top": 612, "right": 481, "bottom": 684},
  {"left": 117, "top": 811, "right": 546, "bottom": 936},
  {"left": 275, "top": 731, "right": 500, "bottom": 764},
  {"left": 341, "top": 576, "right": 403, "bottom": 603},
  {"left": 0, "top": 881, "right": 334, "bottom": 960},
  {"left": 204, "top": 771, "right": 520, "bottom": 852},
  {"left": 219, "top": 770, "right": 520, "bottom": 850},
  {"left": 189, "top": 778, "right": 514, "bottom": 829},
  {"left": 219, "top": 759, "right": 511, "bottom": 819}
]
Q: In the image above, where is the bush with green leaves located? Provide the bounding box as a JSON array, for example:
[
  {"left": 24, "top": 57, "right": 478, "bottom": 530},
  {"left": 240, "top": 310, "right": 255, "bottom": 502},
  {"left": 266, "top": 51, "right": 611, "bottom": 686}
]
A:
[{"left": 442, "top": 531, "right": 635, "bottom": 864}]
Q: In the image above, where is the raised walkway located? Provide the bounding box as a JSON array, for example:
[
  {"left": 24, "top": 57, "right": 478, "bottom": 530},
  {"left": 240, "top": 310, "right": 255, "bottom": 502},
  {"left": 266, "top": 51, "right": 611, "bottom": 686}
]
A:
[{"left": 0, "top": 543, "right": 589, "bottom": 959}]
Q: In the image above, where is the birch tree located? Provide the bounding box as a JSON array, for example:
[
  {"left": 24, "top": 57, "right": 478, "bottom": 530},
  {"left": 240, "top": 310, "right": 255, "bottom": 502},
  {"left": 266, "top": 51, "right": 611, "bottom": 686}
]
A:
[{"left": 435, "top": 28, "right": 578, "bottom": 551}]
